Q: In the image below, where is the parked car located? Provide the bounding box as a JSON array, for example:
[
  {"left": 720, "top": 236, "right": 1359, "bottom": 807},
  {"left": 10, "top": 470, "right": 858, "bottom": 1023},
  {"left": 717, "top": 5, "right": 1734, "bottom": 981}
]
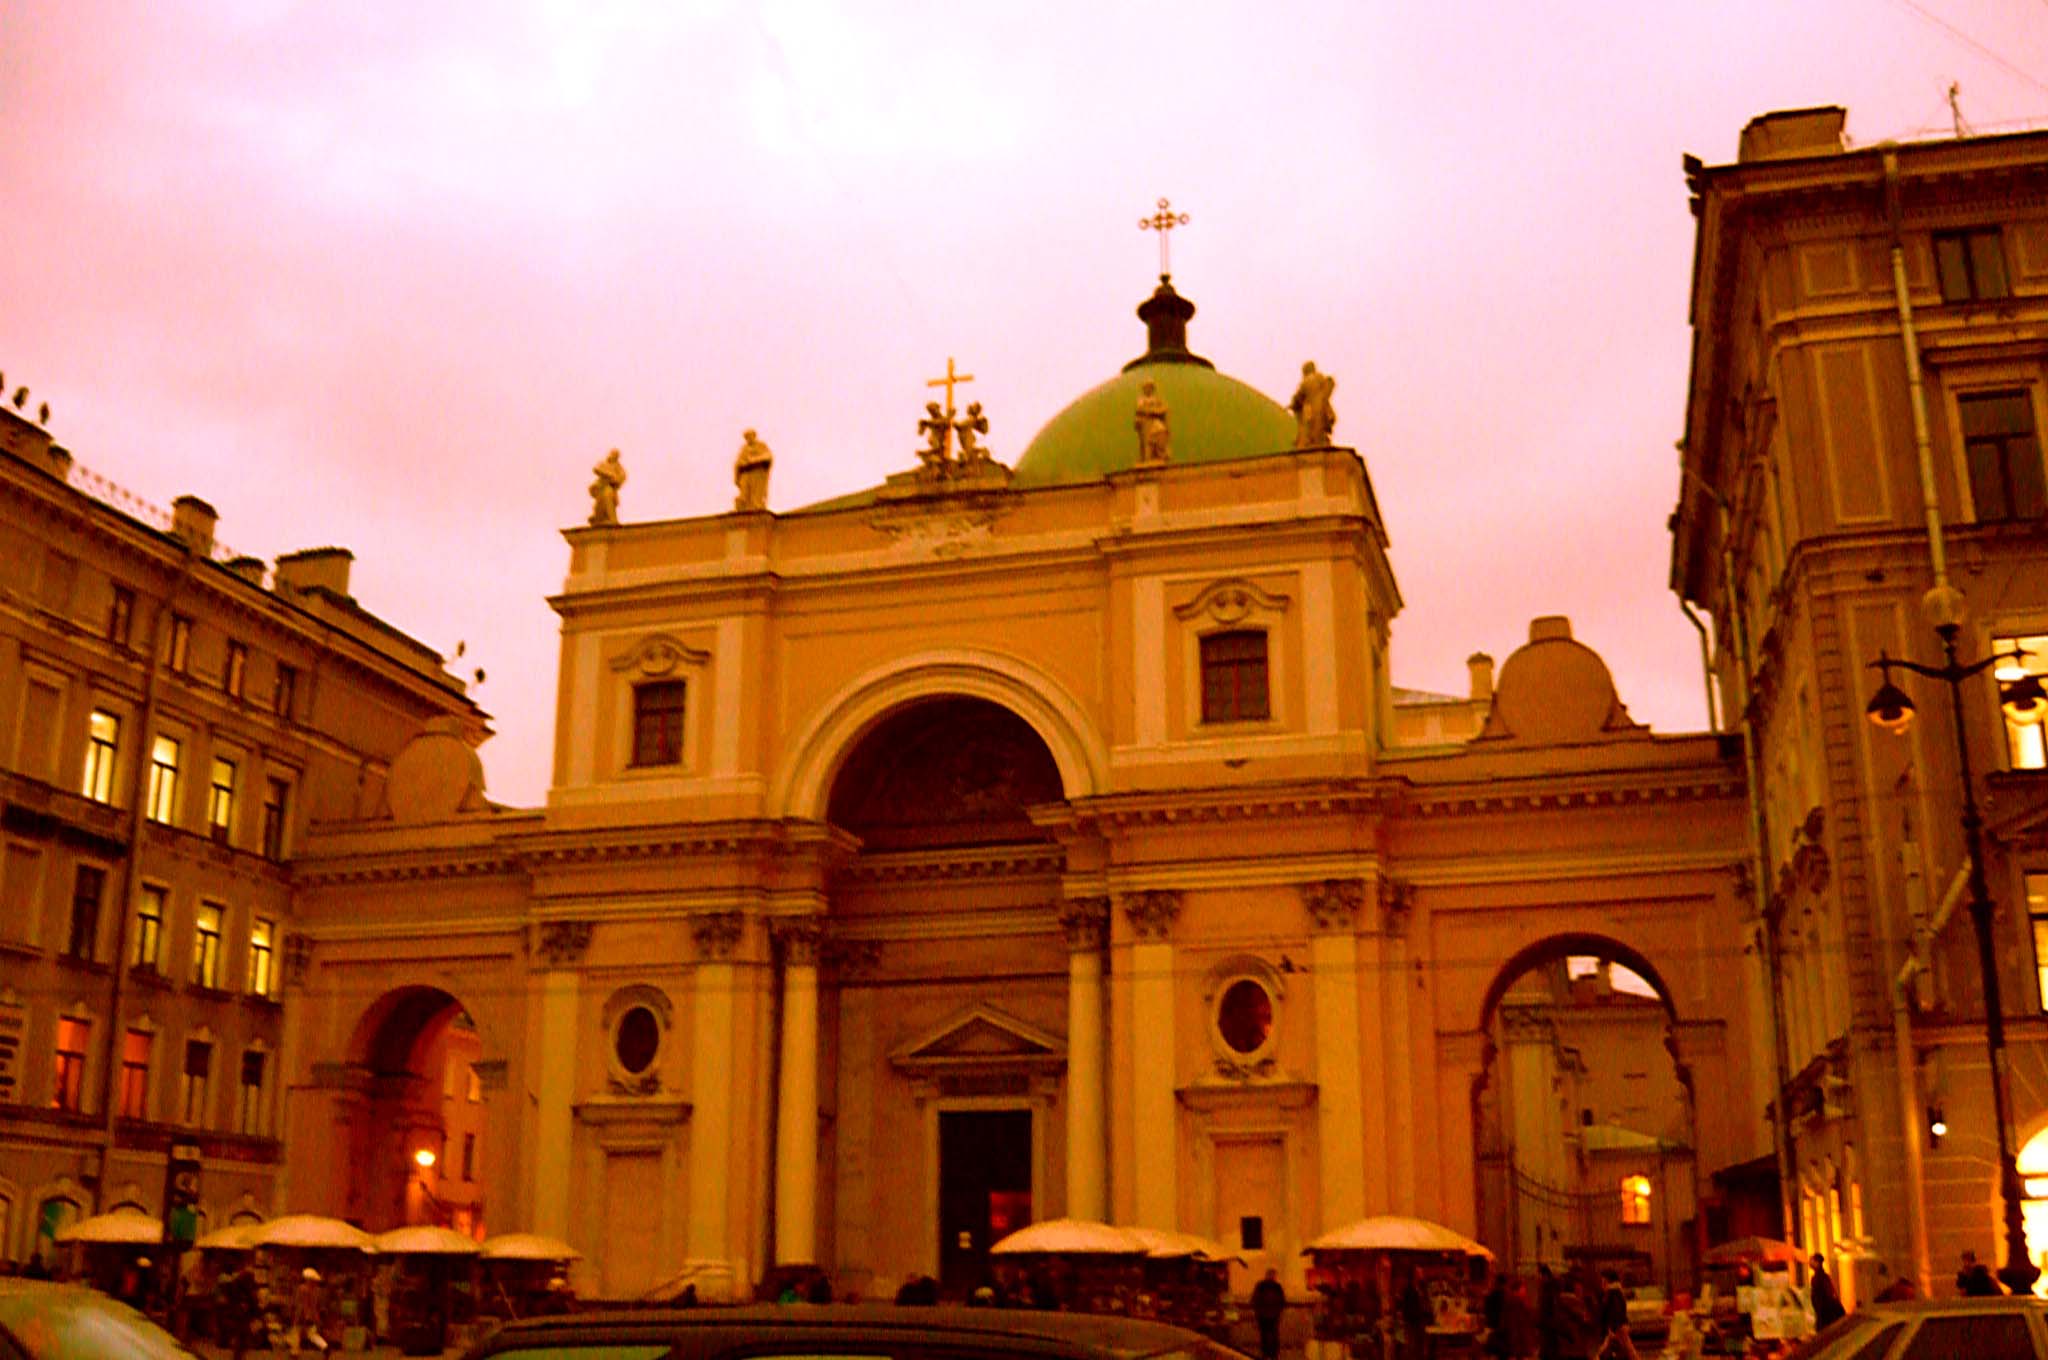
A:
[
  {"left": 466, "top": 1303, "right": 1250, "bottom": 1360},
  {"left": 1625, "top": 1285, "right": 1670, "bottom": 1340},
  {"left": 0, "top": 1280, "right": 198, "bottom": 1360},
  {"left": 1787, "top": 1296, "right": 2048, "bottom": 1359}
]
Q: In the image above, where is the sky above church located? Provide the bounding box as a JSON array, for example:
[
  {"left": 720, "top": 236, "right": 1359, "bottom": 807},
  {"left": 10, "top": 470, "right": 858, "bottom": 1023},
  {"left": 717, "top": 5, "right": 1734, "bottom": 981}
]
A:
[{"left": 5, "top": 2, "right": 2046, "bottom": 804}]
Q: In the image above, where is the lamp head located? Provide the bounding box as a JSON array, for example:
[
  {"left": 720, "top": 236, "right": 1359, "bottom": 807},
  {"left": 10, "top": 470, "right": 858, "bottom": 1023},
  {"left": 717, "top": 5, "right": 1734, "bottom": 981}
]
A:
[
  {"left": 2002, "top": 672, "right": 2048, "bottom": 728},
  {"left": 1867, "top": 679, "right": 1916, "bottom": 735},
  {"left": 413, "top": 1147, "right": 437, "bottom": 1170}
]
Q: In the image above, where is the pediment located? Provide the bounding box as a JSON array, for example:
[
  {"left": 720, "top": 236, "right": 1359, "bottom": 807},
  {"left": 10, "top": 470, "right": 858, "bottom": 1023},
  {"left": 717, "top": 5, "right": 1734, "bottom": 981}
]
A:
[{"left": 889, "top": 1004, "right": 1065, "bottom": 1076}]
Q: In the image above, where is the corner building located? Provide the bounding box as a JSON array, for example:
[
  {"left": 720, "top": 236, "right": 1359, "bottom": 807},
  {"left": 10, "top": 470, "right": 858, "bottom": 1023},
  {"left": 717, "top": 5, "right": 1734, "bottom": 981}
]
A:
[{"left": 290, "top": 275, "right": 1766, "bottom": 1300}]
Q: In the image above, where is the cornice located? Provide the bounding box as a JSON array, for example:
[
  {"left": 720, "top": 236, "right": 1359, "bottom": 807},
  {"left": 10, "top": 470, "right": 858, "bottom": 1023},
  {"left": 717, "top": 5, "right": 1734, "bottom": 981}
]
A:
[{"left": 835, "top": 844, "right": 1065, "bottom": 884}]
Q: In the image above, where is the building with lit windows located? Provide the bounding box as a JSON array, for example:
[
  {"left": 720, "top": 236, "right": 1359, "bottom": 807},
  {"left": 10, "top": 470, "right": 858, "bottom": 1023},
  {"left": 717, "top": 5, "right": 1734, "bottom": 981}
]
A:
[{"left": 0, "top": 408, "right": 485, "bottom": 1262}]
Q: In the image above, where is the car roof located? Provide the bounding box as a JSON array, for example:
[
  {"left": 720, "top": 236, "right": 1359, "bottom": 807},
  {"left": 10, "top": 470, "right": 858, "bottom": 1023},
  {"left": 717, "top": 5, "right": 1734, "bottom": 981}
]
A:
[
  {"left": 1862, "top": 1297, "right": 2048, "bottom": 1315},
  {"left": 484, "top": 1304, "right": 1236, "bottom": 1360}
]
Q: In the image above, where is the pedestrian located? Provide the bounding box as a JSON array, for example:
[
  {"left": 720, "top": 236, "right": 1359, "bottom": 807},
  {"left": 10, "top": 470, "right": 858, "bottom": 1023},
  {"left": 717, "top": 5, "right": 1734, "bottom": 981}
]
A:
[
  {"left": 1399, "top": 1274, "right": 1432, "bottom": 1360},
  {"left": 1484, "top": 1275, "right": 1509, "bottom": 1359},
  {"left": 1957, "top": 1250, "right": 2002, "bottom": 1296},
  {"left": 1596, "top": 1272, "right": 1637, "bottom": 1360},
  {"left": 1874, "top": 1263, "right": 1918, "bottom": 1302},
  {"left": 1250, "top": 1267, "right": 1287, "bottom": 1360},
  {"left": 807, "top": 1272, "right": 833, "bottom": 1304},
  {"left": 292, "top": 1267, "right": 328, "bottom": 1355},
  {"left": 1504, "top": 1277, "right": 1537, "bottom": 1359},
  {"left": 1535, "top": 1265, "right": 1564, "bottom": 1360},
  {"left": 1809, "top": 1255, "right": 1845, "bottom": 1329},
  {"left": 219, "top": 1262, "right": 258, "bottom": 1360}
]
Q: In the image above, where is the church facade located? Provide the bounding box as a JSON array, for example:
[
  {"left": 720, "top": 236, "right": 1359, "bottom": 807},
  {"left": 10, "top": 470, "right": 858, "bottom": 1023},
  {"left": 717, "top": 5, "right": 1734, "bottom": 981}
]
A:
[{"left": 282, "top": 275, "right": 1769, "bottom": 1299}]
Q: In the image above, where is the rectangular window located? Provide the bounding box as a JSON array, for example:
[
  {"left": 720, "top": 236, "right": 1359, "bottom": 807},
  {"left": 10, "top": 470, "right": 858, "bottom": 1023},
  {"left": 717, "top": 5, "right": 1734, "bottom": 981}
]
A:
[
  {"left": 133, "top": 884, "right": 167, "bottom": 971},
  {"left": 2032, "top": 873, "right": 2048, "bottom": 1013},
  {"left": 1621, "top": 1173, "right": 1653, "bottom": 1225},
  {"left": 181, "top": 1039, "right": 211, "bottom": 1126},
  {"left": 1934, "top": 227, "right": 2011, "bottom": 303},
  {"left": 66, "top": 865, "right": 104, "bottom": 961},
  {"left": 192, "top": 903, "right": 223, "bottom": 988},
  {"left": 2, "top": 844, "right": 45, "bottom": 946},
  {"left": 461, "top": 1132, "right": 476, "bottom": 1182},
  {"left": 223, "top": 642, "right": 247, "bottom": 699},
  {"left": 248, "top": 918, "right": 275, "bottom": 998},
  {"left": 208, "top": 757, "right": 237, "bottom": 844},
  {"left": 52, "top": 1017, "right": 90, "bottom": 1112},
  {"left": 119, "top": 1029, "right": 151, "bottom": 1120},
  {"left": 1239, "top": 1215, "right": 1264, "bottom": 1251},
  {"left": 631, "top": 681, "right": 687, "bottom": 767},
  {"left": 260, "top": 778, "right": 290, "bottom": 860},
  {"left": 1960, "top": 390, "right": 2045, "bottom": 523},
  {"left": 237, "top": 1049, "right": 265, "bottom": 1135},
  {"left": 107, "top": 586, "right": 134, "bottom": 646},
  {"left": 168, "top": 615, "right": 192, "bottom": 674},
  {"left": 1999, "top": 634, "right": 2048, "bottom": 770},
  {"left": 1200, "top": 630, "right": 1272, "bottom": 724},
  {"left": 0, "top": 1003, "right": 25, "bottom": 1102},
  {"left": 273, "top": 664, "right": 297, "bottom": 719},
  {"left": 146, "top": 735, "right": 181, "bottom": 825},
  {"left": 83, "top": 710, "right": 120, "bottom": 803}
]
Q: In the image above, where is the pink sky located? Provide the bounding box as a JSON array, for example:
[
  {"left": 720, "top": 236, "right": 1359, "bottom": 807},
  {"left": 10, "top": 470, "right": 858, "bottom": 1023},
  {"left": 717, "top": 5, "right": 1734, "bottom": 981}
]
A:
[{"left": 5, "top": 2, "right": 2045, "bottom": 805}]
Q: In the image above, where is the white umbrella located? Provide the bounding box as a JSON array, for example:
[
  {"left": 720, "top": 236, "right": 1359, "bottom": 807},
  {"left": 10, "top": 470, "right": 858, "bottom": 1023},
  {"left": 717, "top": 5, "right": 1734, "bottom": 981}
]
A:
[
  {"left": 1304, "top": 1216, "right": 1494, "bottom": 1259},
  {"left": 194, "top": 1222, "right": 264, "bottom": 1252},
  {"left": 990, "top": 1219, "right": 1146, "bottom": 1255},
  {"left": 374, "top": 1226, "right": 480, "bottom": 1256},
  {"left": 55, "top": 1210, "right": 162, "bottom": 1245},
  {"left": 249, "top": 1214, "right": 377, "bottom": 1252},
  {"left": 478, "top": 1233, "right": 581, "bottom": 1262}
]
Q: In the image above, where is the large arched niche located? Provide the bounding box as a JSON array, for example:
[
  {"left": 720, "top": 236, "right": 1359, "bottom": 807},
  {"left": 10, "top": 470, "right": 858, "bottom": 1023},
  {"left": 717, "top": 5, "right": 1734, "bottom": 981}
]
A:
[
  {"left": 774, "top": 652, "right": 1107, "bottom": 822},
  {"left": 826, "top": 697, "right": 1065, "bottom": 850},
  {"left": 1476, "top": 932, "right": 1680, "bottom": 1030}
]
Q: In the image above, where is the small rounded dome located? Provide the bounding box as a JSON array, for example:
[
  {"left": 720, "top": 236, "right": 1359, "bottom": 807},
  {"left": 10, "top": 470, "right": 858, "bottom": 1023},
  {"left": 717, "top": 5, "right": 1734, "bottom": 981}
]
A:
[
  {"left": 1483, "top": 617, "right": 1641, "bottom": 744},
  {"left": 1014, "top": 362, "right": 1296, "bottom": 487},
  {"left": 386, "top": 717, "right": 485, "bottom": 823}
]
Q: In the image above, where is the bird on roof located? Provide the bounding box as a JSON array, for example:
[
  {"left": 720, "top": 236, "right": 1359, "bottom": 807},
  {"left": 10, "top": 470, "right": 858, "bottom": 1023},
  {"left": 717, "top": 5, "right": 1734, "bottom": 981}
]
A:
[
  {"left": 37, "top": 403, "right": 49, "bottom": 426},
  {"left": 11, "top": 387, "right": 26, "bottom": 410}
]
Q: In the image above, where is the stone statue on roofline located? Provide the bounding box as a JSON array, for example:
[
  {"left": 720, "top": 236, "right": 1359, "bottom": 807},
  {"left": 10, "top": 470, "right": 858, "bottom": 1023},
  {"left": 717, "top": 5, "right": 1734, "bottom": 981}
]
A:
[
  {"left": 587, "top": 448, "right": 626, "bottom": 526},
  {"left": 954, "top": 402, "right": 991, "bottom": 465},
  {"left": 917, "top": 402, "right": 952, "bottom": 475},
  {"left": 1290, "top": 360, "right": 1337, "bottom": 448},
  {"left": 734, "top": 429, "right": 773, "bottom": 511},
  {"left": 1134, "top": 379, "right": 1171, "bottom": 465}
]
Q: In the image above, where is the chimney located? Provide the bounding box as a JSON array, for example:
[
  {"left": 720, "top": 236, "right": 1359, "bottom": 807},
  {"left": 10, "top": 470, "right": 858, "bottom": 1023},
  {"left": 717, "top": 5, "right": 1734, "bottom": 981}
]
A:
[
  {"left": 1466, "top": 652, "right": 1495, "bottom": 703},
  {"left": 1530, "top": 616, "right": 1574, "bottom": 643},
  {"left": 171, "top": 495, "right": 218, "bottom": 556},
  {"left": 226, "top": 555, "right": 266, "bottom": 586},
  {"left": 1738, "top": 106, "right": 1847, "bottom": 163},
  {"left": 274, "top": 547, "right": 353, "bottom": 598}
]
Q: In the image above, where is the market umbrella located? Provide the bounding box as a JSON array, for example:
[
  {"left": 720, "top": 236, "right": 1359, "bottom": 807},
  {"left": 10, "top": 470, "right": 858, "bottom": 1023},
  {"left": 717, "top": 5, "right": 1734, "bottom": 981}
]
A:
[
  {"left": 55, "top": 1210, "right": 162, "bottom": 1245},
  {"left": 1702, "top": 1236, "right": 1804, "bottom": 1267},
  {"left": 248, "top": 1215, "right": 376, "bottom": 1252},
  {"left": 1305, "top": 1216, "right": 1494, "bottom": 1259},
  {"left": 990, "top": 1219, "right": 1146, "bottom": 1255},
  {"left": 1122, "top": 1227, "right": 1245, "bottom": 1262},
  {"left": 479, "top": 1233, "right": 581, "bottom": 1262},
  {"left": 374, "top": 1226, "right": 480, "bottom": 1256},
  {"left": 193, "top": 1223, "right": 263, "bottom": 1252}
]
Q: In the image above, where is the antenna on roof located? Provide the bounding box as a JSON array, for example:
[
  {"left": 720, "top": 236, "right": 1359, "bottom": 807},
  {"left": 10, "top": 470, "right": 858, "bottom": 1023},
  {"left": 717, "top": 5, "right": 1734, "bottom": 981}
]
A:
[{"left": 1949, "top": 82, "right": 1972, "bottom": 138}]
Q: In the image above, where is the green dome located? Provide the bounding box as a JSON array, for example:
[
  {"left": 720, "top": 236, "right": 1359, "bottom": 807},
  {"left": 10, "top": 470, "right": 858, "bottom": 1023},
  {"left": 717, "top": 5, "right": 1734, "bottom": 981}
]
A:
[
  {"left": 1012, "top": 362, "right": 1296, "bottom": 487},
  {"left": 1012, "top": 277, "right": 1296, "bottom": 487}
]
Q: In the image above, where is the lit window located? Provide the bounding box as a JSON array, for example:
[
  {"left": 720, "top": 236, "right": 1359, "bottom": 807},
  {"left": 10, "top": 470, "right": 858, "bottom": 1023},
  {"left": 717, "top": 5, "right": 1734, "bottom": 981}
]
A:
[
  {"left": 66, "top": 866, "right": 104, "bottom": 961},
  {"left": 236, "top": 1049, "right": 265, "bottom": 1135},
  {"left": 192, "top": 903, "right": 223, "bottom": 989},
  {"left": 168, "top": 615, "right": 192, "bottom": 674},
  {"left": 133, "top": 885, "right": 167, "bottom": 971},
  {"left": 181, "top": 1039, "right": 211, "bottom": 1126},
  {"left": 1934, "top": 227, "right": 2011, "bottom": 303},
  {"left": 83, "top": 710, "right": 119, "bottom": 803},
  {"left": 1960, "top": 391, "right": 2045, "bottom": 523},
  {"left": 1621, "top": 1173, "right": 1653, "bottom": 1225},
  {"left": 146, "top": 735, "right": 181, "bottom": 824},
  {"left": 107, "top": 587, "right": 134, "bottom": 646},
  {"left": 273, "top": 664, "right": 297, "bottom": 718},
  {"left": 2031, "top": 874, "right": 2048, "bottom": 1013},
  {"left": 208, "top": 758, "right": 237, "bottom": 844},
  {"left": 466, "top": 1064, "right": 482, "bottom": 1103},
  {"left": 248, "top": 918, "right": 275, "bottom": 997},
  {"left": 632, "top": 681, "right": 686, "bottom": 767},
  {"left": 119, "top": 1029, "right": 152, "bottom": 1120},
  {"left": 261, "top": 778, "right": 290, "bottom": 860},
  {"left": 223, "top": 642, "right": 247, "bottom": 698},
  {"left": 52, "top": 1017, "right": 90, "bottom": 1112},
  {"left": 1200, "top": 630, "right": 1271, "bottom": 724},
  {"left": 1999, "top": 634, "right": 2048, "bottom": 771}
]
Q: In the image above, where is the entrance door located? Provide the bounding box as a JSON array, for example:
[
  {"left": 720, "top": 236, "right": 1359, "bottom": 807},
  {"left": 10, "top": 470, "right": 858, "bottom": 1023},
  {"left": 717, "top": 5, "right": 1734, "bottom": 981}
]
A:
[{"left": 938, "top": 1109, "right": 1032, "bottom": 1295}]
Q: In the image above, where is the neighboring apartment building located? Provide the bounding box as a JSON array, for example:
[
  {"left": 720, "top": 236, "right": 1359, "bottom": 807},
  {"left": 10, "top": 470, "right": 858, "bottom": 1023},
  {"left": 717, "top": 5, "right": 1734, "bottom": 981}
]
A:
[
  {"left": 0, "top": 407, "right": 486, "bottom": 1262},
  {"left": 1673, "top": 107, "right": 2048, "bottom": 1293}
]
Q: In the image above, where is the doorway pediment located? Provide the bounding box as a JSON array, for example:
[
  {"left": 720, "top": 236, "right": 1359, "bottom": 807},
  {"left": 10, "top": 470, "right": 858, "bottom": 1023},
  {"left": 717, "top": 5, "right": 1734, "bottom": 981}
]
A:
[{"left": 889, "top": 1004, "right": 1066, "bottom": 1078}]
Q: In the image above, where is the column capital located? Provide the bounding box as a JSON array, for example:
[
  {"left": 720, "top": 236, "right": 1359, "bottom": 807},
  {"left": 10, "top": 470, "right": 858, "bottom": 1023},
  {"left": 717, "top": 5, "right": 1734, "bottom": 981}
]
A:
[
  {"left": 691, "top": 910, "right": 745, "bottom": 961},
  {"left": 822, "top": 935, "right": 883, "bottom": 979},
  {"left": 1300, "top": 878, "right": 1367, "bottom": 933},
  {"left": 772, "top": 915, "right": 826, "bottom": 966},
  {"left": 534, "top": 919, "right": 594, "bottom": 966},
  {"left": 1059, "top": 897, "right": 1111, "bottom": 951},
  {"left": 1378, "top": 875, "right": 1414, "bottom": 938},
  {"left": 1121, "top": 889, "right": 1181, "bottom": 941}
]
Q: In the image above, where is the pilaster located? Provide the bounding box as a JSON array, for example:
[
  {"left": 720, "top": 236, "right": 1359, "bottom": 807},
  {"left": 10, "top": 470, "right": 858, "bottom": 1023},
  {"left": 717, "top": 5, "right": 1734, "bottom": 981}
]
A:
[
  {"left": 1302, "top": 878, "right": 1369, "bottom": 1224},
  {"left": 1122, "top": 889, "right": 1180, "bottom": 1229},
  {"left": 1060, "top": 896, "right": 1110, "bottom": 1221}
]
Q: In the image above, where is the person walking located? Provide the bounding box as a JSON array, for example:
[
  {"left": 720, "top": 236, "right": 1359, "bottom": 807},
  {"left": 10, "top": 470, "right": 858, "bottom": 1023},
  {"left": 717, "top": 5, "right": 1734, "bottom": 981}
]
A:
[
  {"left": 1809, "top": 1256, "right": 1845, "bottom": 1329},
  {"left": 1596, "top": 1273, "right": 1637, "bottom": 1360},
  {"left": 1483, "top": 1275, "right": 1509, "bottom": 1360},
  {"left": 1250, "top": 1268, "right": 1287, "bottom": 1360}
]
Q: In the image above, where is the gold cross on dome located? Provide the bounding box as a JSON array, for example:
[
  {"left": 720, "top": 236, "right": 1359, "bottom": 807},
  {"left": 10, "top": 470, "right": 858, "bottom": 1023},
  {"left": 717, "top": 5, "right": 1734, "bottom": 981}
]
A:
[
  {"left": 1138, "top": 197, "right": 1190, "bottom": 277},
  {"left": 926, "top": 356, "right": 975, "bottom": 414}
]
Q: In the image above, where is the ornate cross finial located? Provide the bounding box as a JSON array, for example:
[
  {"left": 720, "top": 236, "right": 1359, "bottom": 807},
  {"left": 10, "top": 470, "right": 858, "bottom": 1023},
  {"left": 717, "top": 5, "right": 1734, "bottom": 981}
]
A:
[
  {"left": 927, "top": 356, "right": 975, "bottom": 415},
  {"left": 1138, "top": 197, "right": 1190, "bottom": 278}
]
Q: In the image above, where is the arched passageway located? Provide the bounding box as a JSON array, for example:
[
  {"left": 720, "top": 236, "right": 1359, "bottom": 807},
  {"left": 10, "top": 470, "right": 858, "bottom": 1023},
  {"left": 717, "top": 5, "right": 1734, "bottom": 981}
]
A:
[
  {"left": 343, "top": 987, "right": 492, "bottom": 1235},
  {"left": 1472, "top": 936, "right": 1700, "bottom": 1294}
]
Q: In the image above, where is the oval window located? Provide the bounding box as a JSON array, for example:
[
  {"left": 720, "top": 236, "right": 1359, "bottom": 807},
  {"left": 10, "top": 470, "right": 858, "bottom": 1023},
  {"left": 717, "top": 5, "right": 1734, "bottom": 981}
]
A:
[
  {"left": 1217, "top": 979, "right": 1274, "bottom": 1055},
  {"left": 614, "top": 1005, "right": 660, "bottom": 1074}
]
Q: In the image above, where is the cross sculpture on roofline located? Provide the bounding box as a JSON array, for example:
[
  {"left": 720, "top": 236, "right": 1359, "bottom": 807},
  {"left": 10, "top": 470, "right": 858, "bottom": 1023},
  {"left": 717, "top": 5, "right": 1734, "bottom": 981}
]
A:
[
  {"left": 917, "top": 356, "right": 978, "bottom": 473},
  {"left": 1139, "top": 196, "right": 1190, "bottom": 279}
]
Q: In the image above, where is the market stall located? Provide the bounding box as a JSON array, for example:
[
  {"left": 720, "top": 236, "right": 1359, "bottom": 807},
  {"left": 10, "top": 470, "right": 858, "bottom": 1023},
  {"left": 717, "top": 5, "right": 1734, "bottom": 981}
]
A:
[
  {"left": 249, "top": 1214, "right": 378, "bottom": 1351},
  {"left": 989, "top": 1219, "right": 1147, "bottom": 1314},
  {"left": 188, "top": 1220, "right": 263, "bottom": 1343},
  {"left": 1698, "top": 1237, "right": 1807, "bottom": 1354},
  {"left": 1123, "top": 1228, "right": 1241, "bottom": 1339},
  {"left": 53, "top": 1209, "right": 163, "bottom": 1301},
  {"left": 375, "top": 1225, "right": 482, "bottom": 1355},
  {"left": 1303, "top": 1217, "right": 1491, "bottom": 1360},
  {"left": 478, "top": 1233, "right": 582, "bottom": 1320}
]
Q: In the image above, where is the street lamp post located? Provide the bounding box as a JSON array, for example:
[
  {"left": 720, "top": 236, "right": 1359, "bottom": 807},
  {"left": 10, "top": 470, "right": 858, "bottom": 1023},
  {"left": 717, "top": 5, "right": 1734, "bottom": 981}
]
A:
[{"left": 1868, "top": 620, "right": 2048, "bottom": 1294}]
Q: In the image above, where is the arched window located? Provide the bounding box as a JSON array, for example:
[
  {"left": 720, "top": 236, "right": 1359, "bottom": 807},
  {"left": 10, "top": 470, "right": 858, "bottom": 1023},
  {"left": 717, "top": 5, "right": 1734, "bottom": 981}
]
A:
[{"left": 1620, "top": 1174, "right": 1652, "bottom": 1226}]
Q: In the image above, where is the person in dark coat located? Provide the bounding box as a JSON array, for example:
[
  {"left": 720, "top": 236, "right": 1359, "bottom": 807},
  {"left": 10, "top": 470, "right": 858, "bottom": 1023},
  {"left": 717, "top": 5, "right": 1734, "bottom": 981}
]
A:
[
  {"left": 1535, "top": 1266, "right": 1563, "bottom": 1360},
  {"left": 1483, "top": 1276, "right": 1509, "bottom": 1359},
  {"left": 1957, "top": 1251, "right": 2003, "bottom": 1296},
  {"left": 1808, "top": 1256, "right": 1845, "bottom": 1329},
  {"left": 1250, "top": 1269, "right": 1287, "bottom": 1360},
  {"left": 1597, "top": 1273, "right": 1637, "bottom": 1360}
]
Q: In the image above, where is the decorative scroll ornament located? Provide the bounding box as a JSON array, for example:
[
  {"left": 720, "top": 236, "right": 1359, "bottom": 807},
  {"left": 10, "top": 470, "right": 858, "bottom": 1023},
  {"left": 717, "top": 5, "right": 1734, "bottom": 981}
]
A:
[
  {"left": 1299, "top": 878, "right": 1366, "bottom": 933},
  {"left": 1121, "top": 889, "right": 1182, "bottom": 941},
  {"left": 691, "top": 911, "right": 744, "bottom": 961},
  {"left": 1172, "top": 577, "right": 1291, "bottom": 627},
  {"left": 608, "top": 632, "right": 709, "bottom": 678},
  {"left": 773, "top": 916, "right": 825, "bottom": 967},
  {"left": 535, "top": 920, "right": 594, "bottom": 966},
  {"left": 1058, "top": 897, "right": 1111, "bottom": 951}
]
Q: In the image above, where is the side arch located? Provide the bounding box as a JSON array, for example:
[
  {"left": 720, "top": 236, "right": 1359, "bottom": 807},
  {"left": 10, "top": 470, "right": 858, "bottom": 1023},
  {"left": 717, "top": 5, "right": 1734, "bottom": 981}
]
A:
[
  {"left": 1473, "top": 930, "right": 1682, "bottom": 1032},
  {"left": 772, "top": 649, "right": 1110, "bottom": 820}
]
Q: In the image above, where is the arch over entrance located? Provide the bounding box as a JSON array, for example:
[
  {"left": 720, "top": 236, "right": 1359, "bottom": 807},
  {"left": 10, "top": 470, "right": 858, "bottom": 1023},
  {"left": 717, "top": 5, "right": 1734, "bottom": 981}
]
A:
[
  {"left": 342, "top": 986, "right": 493, "bottom": 1235},
  {"left": 773, "top": 651, "right": 1107, "bottom": 821}
]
